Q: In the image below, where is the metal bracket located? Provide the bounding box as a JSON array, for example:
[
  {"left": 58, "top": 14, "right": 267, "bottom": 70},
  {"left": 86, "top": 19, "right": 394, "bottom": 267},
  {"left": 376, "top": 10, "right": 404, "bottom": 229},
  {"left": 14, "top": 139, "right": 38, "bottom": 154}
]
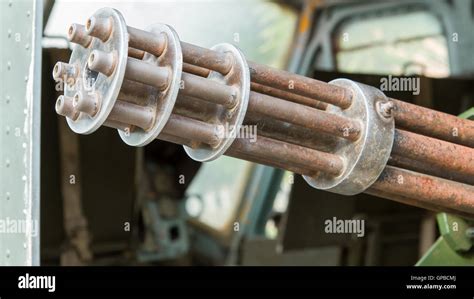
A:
[
  {"left": 137, "top": 200, "right": 189, "bottom": 262},
  {"left": 416, "top": 213, "right": 474, "bottom": 266}
]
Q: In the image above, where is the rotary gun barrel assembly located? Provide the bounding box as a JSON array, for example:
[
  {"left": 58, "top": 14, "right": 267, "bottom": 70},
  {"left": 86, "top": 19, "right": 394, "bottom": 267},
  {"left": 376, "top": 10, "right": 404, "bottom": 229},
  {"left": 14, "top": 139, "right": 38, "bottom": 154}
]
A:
[{"left": 53, "top": 8, "right": 474, "bottom": 217}]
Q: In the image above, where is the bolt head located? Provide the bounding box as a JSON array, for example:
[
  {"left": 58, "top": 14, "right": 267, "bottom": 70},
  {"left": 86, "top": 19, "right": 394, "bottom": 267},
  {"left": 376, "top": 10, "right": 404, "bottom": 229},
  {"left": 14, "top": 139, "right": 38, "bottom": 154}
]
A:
[{"left": 376, "top": 100, "right": 394, "bottom": 119}]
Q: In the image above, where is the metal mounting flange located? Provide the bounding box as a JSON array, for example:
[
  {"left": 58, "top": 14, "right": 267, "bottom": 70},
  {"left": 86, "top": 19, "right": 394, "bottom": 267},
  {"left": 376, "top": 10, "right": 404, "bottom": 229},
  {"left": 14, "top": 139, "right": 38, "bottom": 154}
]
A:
[
  {"left": 118, "top": 23, "right": 183, "bottom": 146},
  {"left": 62, "top": 8, "right": 128, "bottom": 134},
  {"left": 183, "top": 43, "right": 250, "bottom": 162},
  {"left": 303, "top": 79, "right": 395, "bottom": 195}
]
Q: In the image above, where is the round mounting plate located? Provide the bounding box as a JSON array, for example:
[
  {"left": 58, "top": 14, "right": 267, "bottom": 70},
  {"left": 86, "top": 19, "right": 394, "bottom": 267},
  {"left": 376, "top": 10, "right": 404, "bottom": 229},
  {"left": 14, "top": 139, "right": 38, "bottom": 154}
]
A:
[
  {"left": 65, "top": 7, "right": 128, "bottom": 135},
  {"left": 184, "top": 43, "right": 250, "bottom": 162},
  {"left": 118, "top": 23, "right": 183, "bottom": 146}
]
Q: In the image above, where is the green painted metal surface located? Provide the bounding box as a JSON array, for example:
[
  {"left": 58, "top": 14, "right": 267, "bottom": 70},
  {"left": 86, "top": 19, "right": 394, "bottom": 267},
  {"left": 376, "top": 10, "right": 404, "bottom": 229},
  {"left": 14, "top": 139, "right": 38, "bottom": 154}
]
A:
[
  {"left": 437, "top": 213, "right": 473, "bottom": 252},
  {"left": 416, "top": 237, "right": 474, "bottom": 266},
  {"left": 458, "top": 107, "right": 474, "bottom": 120},
  {"left": 0, "top": 0, "right": 42, "bottom": 265}
]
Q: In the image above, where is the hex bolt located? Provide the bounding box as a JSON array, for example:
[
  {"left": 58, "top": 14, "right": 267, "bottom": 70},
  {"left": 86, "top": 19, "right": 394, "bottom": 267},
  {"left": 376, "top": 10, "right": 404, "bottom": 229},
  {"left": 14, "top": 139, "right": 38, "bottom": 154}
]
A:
[
  {"left": 55, "top": 95, "right": 79, "bottom": 120},
  {"left": 73, "top": 91, "right": 100, "bottom": 116},
  {"left": 67, "top": 23, "right": 92, "bottom": 47},
  {"left": 377, "top": 100, "right": 394, "bottom": 118},
  {"left": 52, "top": 62, "right": 78, "bottom": 83},
  {"left": 86, "top": 16, "right": 113, "bottom": 42},
  {"left": 88, "top": 50, "right": 117, "bottom": 76}
]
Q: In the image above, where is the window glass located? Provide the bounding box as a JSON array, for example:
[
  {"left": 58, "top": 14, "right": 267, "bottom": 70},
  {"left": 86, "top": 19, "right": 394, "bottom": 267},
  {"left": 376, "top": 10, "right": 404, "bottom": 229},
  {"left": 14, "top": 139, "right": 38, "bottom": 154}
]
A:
[{"left": 336, "top": 11, "right": 449, "bottom": 77}]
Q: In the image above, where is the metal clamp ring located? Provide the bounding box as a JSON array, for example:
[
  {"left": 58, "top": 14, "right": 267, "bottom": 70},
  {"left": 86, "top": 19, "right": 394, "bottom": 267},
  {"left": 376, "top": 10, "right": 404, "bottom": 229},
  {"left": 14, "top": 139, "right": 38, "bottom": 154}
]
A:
[
  {"left": 303, "top": 79, "right": 395, "bottom": 195},
  {"left": 184, "top": 43, "right": 250, "bottom": 162},
  {"left": 118, "top": 23, "right": 183, "bottom": 146}
]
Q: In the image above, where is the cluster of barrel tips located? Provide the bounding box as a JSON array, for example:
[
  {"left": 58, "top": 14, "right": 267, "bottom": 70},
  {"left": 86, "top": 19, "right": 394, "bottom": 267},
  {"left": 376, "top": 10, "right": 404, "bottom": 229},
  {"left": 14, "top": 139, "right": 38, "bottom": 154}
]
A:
[
  {"left": 53, "top": 8, "right": 474, "bottom": 218},
  {"left": 53, "top": 17, "right": 113, "bottom": 120}
]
